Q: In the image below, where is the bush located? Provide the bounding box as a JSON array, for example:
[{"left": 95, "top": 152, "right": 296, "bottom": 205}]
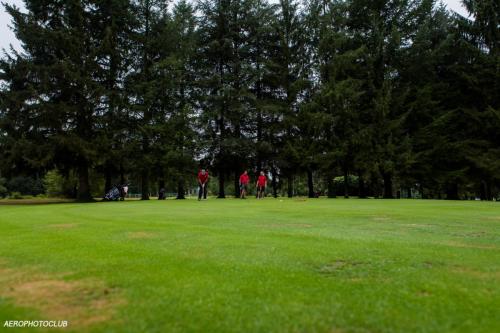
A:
[
  {"left": 0, "top": 178, "right": 8, "bottom": 198},
  {"left": 10, "top": 192, "right": 23, "bottom": 199},
  {"left": 43, "top": 170, "right": 78, "bottom": 198},
  {"left": 333, "top": 175, "right": 360, "bottom": 196},
  {"left": 7, "top": 176, "right": 44, "bottom": 196},
  {"left": 44, "top": 170, "right": 64, "bottom": 197}
]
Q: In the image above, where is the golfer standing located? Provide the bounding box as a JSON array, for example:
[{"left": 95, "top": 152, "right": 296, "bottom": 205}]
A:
[
  {"left": 198, "top": 169, "right": 209, "bottom": 200},
  {"left": 239, "top": 170, "right": 250, "bottom": 199},
  {"left": 256, "top": 171, "right": 267, "bottom": 199}
]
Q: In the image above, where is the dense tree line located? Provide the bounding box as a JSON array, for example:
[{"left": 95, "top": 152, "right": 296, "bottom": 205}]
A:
[{"left": 0, "top": 0, "right": 498, "bottom": 200}]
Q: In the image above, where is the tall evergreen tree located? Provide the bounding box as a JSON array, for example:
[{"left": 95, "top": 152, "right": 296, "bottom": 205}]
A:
[
  {"left": 127, "top": 0, "right": 168, "bottom": 200},
  {"left": 1, "top": 0, "right": 105, "bottom": 201},
  {"left": 267, "top": 0, "right": 310, "bottom": 198},
  {"left": 92, "top": 0, "right": 135, "bottom": 193},
  {"left": 156, "top": 0, "right": 199, "bottom": 199}
]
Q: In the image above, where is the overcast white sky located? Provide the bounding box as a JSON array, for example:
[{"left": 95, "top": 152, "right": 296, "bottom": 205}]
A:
[{"left": 1, "top": 0, "right": 469, "bottom": 53}]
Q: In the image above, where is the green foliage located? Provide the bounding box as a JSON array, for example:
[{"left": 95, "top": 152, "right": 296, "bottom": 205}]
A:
[
  {"left": 0, "top": 0, "right": 498, "bottom": 200},
  {"left": 43, "top": 170, "right": 80, "bottom": 198},
  {"left": 6, "top": 176, "right": 44, "bottom": 196},
  {"left": 9, "top": 191, "right": 23, "bottom": 199},
  {"left": 0, "top": 178, "right": 8, "bottom": 198},
  {"left": 43, "top": 170, "right": 64, "bottom": 198}
]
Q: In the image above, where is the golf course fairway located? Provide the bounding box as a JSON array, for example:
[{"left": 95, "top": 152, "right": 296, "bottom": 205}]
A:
[{"left": 0, "top": 198, "right": 499, "bottom": 332}]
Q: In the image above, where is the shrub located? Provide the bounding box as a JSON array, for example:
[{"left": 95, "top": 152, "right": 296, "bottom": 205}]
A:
[
  {"left": 44, "top": 170, "right": 64, "bottom": 197},
  {"left": 0, "top": 178, "right": 8, "bottom": 198},
  {"left": 10, "top": 192, "right": 23, "bottom": 199},
  {"left": 7, "top": 176, "right": 44, "bottom": 196},
  {"left": 43, "top": 170, "right": 78, "bottom": 198}
]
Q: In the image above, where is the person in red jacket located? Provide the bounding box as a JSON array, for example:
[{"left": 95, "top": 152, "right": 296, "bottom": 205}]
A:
[
  {"left": 239, "top": 170, "right": 250, "bottom": 199},
  {"left": 256, "top": 171, "right": 267, "bottom": 199},
  {"left": 197, "top": 169, "right": 209, "bottom": 200}
]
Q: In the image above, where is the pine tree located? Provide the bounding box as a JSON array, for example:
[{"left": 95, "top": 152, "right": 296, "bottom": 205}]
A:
[
  {"left": 267, "top": 0, "right": 310, "bottom": 198},
  {"left": 127, "top": 0, "right": 168, "bottom": 200},
  {"left": 2, "top": 0, "right": 105, "bottom": 201},
  {"left": 306, "top": 0, "right": 367, "bottom": 198},
  {"left": 156, "top": 0, "right": 199, "bottom": 199},
  {"left": 92, "top": 0, "right": 136, "bottom": 194},
  {"left": 198, "top": 0, "right": 264, "bottom": 198}
]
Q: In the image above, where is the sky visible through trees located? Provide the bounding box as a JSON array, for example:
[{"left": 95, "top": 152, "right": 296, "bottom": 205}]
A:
[{"left": 0, "top": 0, "right": 470, "bottom": 52}]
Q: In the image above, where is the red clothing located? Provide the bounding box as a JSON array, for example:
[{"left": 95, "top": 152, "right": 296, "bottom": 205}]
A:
[
  {"left": 257, "top": 175, "right": 267, "bottom": 187},
  {"left": 239, "top": 173, "right": 250, "bottom": 185},
  {"left": 198, "top": 171, "right": 209, "bottom": 184}
]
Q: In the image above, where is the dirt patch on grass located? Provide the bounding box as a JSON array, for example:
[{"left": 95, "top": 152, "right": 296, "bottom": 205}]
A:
[
  {"left": 263, "top": 223, "right": 313, "bottom": 229},
  {"left": 451, "top": 266, "right": 500, "bottom": 280},
  {"left": 0, "top": 263, "right": 125, "bottom": 328},
  {"left": 280, "top": 223, "right": 312, "bottom": 228},
  {"left": 47, "top": 223, "right": 79, "bottom": 229},
  {"left": 127, "top": 231, "right": 157, "bottom": 239},
  {"left": 422, "top": 261, "right": 445, "bottom": 269},
  {"left": 423, "top": 261, "right": 434, "bottom": 268},
  {"left": 443, "top": 241, "right": 498, "bottom": 250},
  {"left": 329, "top": 328, "right": 346, "bottom": 333},
  {"left": 318, "top": 260, "right": 364, "bottom": 275},
  {"left": 401, "top": 223, "right": 436, "bottom": 227},
  {"left": 466, "top": 231, "right": 487, "bottom": 238},
  {"left": 372, "top": 216, "right": 391, "bottom": 222},
  {"left": 417, "top": 290, "right": 432, "bottom": 297},
  {"left": 451, "top": 231, "right": 488, "bottom": 238}
]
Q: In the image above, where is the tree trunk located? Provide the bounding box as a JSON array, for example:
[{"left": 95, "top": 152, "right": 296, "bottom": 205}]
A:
[
  {"left": 446, "top": 182, "right": 459, "bottom": 200},
  {"left": 307, "top": 169, "right": 315, "bottom": 198},
  {"left": 371, "top": 174, "right": 381, "bottom": 198},
  {"left": 479, "top": 180, "right": 493, "bottom": 201},
  {"left": 287, "top": 174, "right": 293, "bottom": 198},
  {"left": 158, "top": 179, "right": 166, "bottom": 199},
  {"left": 327, "top": 175, "right": 336, "bottom": 198},
  {"left": 486, "top": 181, "right": 492, "bottom": 201},
  {"left": 358, "top": 173, "right": 366, "bottom": 198},
  {"left": 77, "top": 161, "right": 92, "bottom": 201},
  {"left": 218, "top": 170, "right": 225, "bottom": 198},
  {"left": 383, "top": 173, "right": 393, "bottom": 199},
  {"left": 141, "top": 170, "right": 149, "bottom": 200},
  {"left": 120, "top": 163, "right": 125, "bottom": 184},
  {"left": 271, "top": 167, "right": 278, "bottom": 198},
  {"left": 176, "top": 177, "right": 185, "bottom": 199},
  {"left": 421, "top": 185, "right": 427, "bottom": 199},
  {"left": 480, "top": 181, "right": 487, "bottom": 201},
  {"left": 104, "top": 166, "right": 112, "bottom": 195},
  {"left": 141, "top": 5, "right": 152, "bottom": 201},
  {"left": 256, "top": 128, "right": 263, "bottom": 175},
  {"left": 344, "top": 168, "right": 349, "bottom": 198},
  {"left": 234, "top": 171, "right": 240, "bottom": 198}
]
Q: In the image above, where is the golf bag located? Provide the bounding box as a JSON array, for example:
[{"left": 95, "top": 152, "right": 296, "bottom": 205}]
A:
[
  {"left": 158, "top": 188, "right": 166, "bottom": 200},
  {"left": 104, "top": 185, "right": 125, "bottom": 201}
]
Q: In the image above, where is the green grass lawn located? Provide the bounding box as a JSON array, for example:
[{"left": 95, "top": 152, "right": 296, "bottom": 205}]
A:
[{"left": 0, "top": 198, "right": 499, "bottom": 333}]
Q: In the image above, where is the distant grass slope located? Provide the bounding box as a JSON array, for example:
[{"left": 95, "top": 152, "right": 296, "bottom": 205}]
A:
[{"left": 0, "top": 198, "right": 499, "bottom": 333}]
